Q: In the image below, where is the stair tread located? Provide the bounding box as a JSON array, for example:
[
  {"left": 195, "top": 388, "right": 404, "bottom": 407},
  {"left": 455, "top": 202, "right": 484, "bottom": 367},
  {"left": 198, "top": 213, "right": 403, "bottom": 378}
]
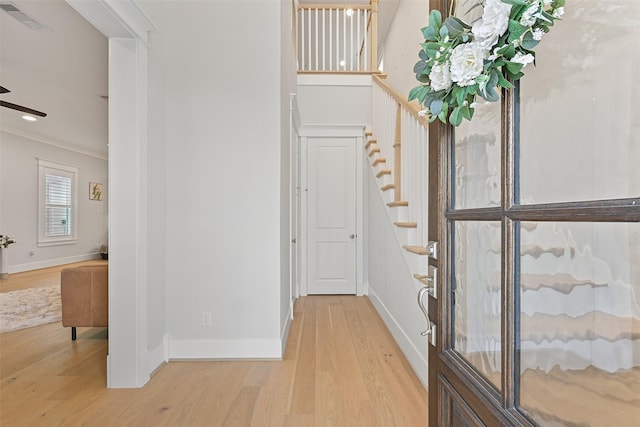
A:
[
  {"left": 403, "top": 245, "right": 427, "bottom": 255},
  {"left": 387, "top": 201, "right": 408, "bottom": 207},
  {"left": 394, "top": 222, "right": 417, "bottom": 228},
  {"left": 376, "top": 169, "right": 391, "bottom": 178},
  {"left": 365, "top": 131, "right": 373, "bottom": 137},
  {"left": 372, "top": 157, "right": 386, "bottom": 166},
  {"left": 365, "top": 139, "right": 377, "bottom": 149},
  {"left": 413, "top": 273, "right": 430, "bottom": 286},
  {"left": 368, "top": 147, "right": 380, "bottom": 157},
  {"left": 381, "top": 184, "right": 395, "bottom": 192}
]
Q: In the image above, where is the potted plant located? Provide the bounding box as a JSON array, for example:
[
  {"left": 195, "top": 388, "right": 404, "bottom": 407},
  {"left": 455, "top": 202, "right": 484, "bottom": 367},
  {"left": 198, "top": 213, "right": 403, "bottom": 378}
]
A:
[{"left": 0, "top": 234, "right": 17, "bottom": 280}]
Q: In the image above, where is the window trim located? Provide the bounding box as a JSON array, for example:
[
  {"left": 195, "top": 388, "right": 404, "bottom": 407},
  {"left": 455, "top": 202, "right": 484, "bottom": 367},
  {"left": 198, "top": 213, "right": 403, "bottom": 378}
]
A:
[{"left": 37, "top": 159, "right": 79, "bottom": 247}]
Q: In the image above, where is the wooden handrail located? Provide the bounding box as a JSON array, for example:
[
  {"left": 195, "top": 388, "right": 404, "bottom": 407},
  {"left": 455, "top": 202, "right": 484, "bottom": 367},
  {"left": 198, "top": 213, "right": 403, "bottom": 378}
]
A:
[
  {"left": 372, "top": 74, "right": 429, "bottom": 128},
  {"left": 297, "top": 4, "right": 372, "bottom": 11}
]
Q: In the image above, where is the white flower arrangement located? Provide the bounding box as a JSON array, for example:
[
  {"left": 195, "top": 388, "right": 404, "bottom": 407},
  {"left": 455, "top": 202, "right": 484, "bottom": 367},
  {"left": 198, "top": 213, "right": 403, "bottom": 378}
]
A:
[
  {"left": 409, "top": 0, "right": 565, "bottom": 126},
  {"left": 0, "top": 235, "right": 16, "bottom": 249}
]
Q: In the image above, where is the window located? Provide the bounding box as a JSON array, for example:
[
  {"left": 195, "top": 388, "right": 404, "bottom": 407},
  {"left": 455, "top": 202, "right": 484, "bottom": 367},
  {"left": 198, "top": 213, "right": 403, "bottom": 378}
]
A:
[{"left": 38, "top": 159, "right": 78, "bottom": 246}]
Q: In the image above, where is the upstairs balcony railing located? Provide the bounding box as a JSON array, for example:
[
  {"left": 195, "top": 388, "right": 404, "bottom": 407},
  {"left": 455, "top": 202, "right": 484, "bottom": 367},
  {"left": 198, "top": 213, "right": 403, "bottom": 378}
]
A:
[{"left": 297, "top": 1, "right": 379, "bottom": 73}]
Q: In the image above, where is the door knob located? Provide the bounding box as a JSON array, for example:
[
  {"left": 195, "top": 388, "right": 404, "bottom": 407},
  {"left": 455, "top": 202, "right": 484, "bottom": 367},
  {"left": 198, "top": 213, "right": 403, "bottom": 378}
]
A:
[{"left": 349, "top": 234, "right": 356, "bottom": 239}]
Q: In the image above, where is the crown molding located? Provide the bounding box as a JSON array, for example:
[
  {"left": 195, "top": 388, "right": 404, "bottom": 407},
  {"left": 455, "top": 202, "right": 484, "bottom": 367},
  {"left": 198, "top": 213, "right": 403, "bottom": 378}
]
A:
[{"left": 1, "top": 127, "right": 108, "bottom": 160}]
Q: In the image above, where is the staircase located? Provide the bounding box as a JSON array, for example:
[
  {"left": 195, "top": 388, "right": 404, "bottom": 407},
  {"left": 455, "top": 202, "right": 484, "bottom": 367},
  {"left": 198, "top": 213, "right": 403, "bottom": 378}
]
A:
[{"left": 367, "top": 76, "right": 431, "bottom": 288}]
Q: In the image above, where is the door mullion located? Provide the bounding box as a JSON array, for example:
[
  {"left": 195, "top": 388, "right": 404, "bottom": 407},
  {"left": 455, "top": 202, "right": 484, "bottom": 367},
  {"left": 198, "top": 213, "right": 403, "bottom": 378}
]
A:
[{"left": 501, "top": 82, "right": 518, "bottom": 410}]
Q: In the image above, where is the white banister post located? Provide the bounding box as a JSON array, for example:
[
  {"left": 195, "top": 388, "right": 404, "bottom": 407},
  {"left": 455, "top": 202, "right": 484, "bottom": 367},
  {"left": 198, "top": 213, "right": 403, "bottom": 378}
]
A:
[{"left": 370, "top": 0, "right": 378, "bottom": 71}]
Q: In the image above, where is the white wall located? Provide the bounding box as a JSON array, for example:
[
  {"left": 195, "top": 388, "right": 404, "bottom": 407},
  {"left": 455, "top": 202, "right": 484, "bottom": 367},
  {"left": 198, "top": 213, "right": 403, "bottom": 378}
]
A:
[
  {"left": 0, "top": 131, "right": 108, "bottom": 272},
  {"left": 138, "top": 0, "right": 289, "bottom": 359},
  {"left": 280, "top": 0, "right": 298, "bottom": 347},
  {"left": 139, "top": 0, "right": 168, "bottom": 357},
  {"left": 297, "top": 75, "right": 372, "bottom": 126},
  {"left": 379, "top": 0, "right": 429, "bottom": 100},
  {"left": 366, "top": 164, "right": 428, "bottom": 388}
]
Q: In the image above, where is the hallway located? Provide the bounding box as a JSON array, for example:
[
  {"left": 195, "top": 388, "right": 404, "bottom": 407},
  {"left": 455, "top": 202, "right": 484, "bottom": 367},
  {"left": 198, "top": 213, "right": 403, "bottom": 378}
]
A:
[{"left": 1, "top": 294, "right": 428, "bottom": 426}]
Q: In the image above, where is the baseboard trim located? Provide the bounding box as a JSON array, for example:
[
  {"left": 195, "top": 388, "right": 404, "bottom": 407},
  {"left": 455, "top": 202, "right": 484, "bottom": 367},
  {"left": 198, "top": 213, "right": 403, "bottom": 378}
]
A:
[
  {"left": 9, "top": 253, "right": 102, "bottom": 274},
  {"left": 145, "top": 335, "right": 169, "bottom": 378},
  {"left": 168, "top": 338, "right": 283, "bottom": 360},
  {"left": 280, "top": 303, "right": 293, "bottom": 356},
  {"left": 368, "top": 287, "right": 429, "bottom": 390}
]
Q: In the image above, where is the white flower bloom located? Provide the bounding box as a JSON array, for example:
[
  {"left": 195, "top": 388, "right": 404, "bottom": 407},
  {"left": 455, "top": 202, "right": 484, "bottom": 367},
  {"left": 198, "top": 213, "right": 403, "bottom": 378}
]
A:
[
  {"left": 532, "top": 28, "right": 545, "bottom": 41},
  {"left": 543, "top": 0, "right": 553, "bottom": 5},
  {"left": 553, "top": 7, "right": 565, "bottom": 18},
  {"left": 511, "top": 52, "right": 535, "bottom": 67},
  {"left": 429, "top": 61, "right": 452, "bottom": 91},
  {"left": 488, "top": 45, "right": 503, "bottom": 61},
  {"left": 418, "top": 109, "right": 428, "bottom": 117},
  {"left": 449, "top": 42, "right": 486, "bottom": 87},
  {"left": 471, "top": 0, "right": 512, "bottom": 51},
  {"left": 520, "top": 3, "right": 540, "bottom": 26}
]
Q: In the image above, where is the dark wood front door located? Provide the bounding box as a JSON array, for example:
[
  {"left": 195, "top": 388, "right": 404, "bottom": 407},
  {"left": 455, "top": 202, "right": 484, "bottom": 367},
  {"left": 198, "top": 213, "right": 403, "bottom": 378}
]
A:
[{"left": 427, "top": 1, "right": 640, "bottom": 425}]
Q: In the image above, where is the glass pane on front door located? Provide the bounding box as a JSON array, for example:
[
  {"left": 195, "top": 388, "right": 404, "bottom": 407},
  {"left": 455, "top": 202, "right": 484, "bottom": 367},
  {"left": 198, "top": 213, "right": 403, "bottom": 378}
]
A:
[
  {"left": 453, "top": 221, "right": 502, "bottom": 389},
  {"left": 519, "top": 221, "right": 640, "bottom": 425},
  {"left": 519, "top": 1, "right": 640, "bottom": 204},
  {"left": 453, "top": 100, "right": 501, "bottom": 210}
]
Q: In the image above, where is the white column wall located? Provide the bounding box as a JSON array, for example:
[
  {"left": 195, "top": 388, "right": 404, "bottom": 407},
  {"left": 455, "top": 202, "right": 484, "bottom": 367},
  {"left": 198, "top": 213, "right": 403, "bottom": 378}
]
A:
[{"left": 146, "top": 1, "right": 284, "bottom": 358}]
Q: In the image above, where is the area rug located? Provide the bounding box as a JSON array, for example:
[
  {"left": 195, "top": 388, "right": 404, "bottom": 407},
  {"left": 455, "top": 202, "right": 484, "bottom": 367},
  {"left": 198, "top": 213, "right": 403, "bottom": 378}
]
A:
[{"left": 0, "top": 286, "right": 61, "bottom": 333}]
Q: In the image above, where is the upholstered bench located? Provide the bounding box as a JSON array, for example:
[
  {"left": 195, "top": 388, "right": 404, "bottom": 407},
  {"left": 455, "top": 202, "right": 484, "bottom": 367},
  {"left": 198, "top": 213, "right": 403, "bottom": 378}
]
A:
[{"left": 60, "top": 265, "right": 108, "bottom": 340}]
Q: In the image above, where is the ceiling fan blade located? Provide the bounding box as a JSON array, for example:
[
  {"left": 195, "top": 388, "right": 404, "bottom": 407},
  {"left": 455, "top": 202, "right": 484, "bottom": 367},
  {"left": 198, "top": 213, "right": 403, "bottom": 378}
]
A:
[
  {"left": 0, "top": 100, "right": 47, "bottom": 117},
  {"left": 0, "top": 86, "right": 10, "bottom": 94}
]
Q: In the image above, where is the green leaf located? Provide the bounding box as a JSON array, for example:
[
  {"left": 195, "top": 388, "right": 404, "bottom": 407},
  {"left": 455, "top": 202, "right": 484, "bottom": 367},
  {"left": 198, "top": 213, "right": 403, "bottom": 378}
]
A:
[
  {"left": 439, "top": 25, "right": 449, "bottom": 38},
  {"left": 497, "top": 43, "right": 516, "bottom": 59},
  {"left": 522, "top": 32, "right": 540, "bottom": 50},
  {"left": 476, "top": 74, "right": 490, "bottom": 91},
  {"left": 422, "top": 26, "right": 436, "bottom": 40},
  {"left": 505, "top": 61, "right": 524, "bottom": 75},
  {"left": 444, "top": 17, "right": 470, "bottom": 38},
  {"left": 418, "top": 50, "right": 429, "bottom": 60},
  {"left": 508, "top": 19, "right": 527, "bottom": 43},
  {"left": 430, "top": 99, "right": 444, "bottom": 116},
  {"left": 461, "top": 105, "right": 473, "bottom": 121},
  {"left": 421, "top": 42, "right": 441, "bottom": 51},
  {"left": 449, "top": 107, "right": 463, "bottom": 126},
  {"left": 454, "top": 86, "right": 465, "bottom": 106},
  {"left": 496, "top": 70, "right": 513, "bottom": 89},
  {"left": 428, "top": 10, "right": 442, "bottom": 32},
  {"left": 479, "top": 85, "right": 499, "bottom": 103},
  {"left": 488, "top": 69, "right": 499, "bottom": 88},
  {"left": 438, "top": 109, "right": 447, "bottom": 124},
  {"left": 408, "top": 85, "right": 427, "bottom": 102}
]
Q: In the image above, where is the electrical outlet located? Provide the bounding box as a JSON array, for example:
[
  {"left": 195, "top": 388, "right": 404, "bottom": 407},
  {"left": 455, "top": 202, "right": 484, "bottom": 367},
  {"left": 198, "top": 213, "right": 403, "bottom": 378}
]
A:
[{"left": 202, "top": 311, "right": 212, "bottom": 326}]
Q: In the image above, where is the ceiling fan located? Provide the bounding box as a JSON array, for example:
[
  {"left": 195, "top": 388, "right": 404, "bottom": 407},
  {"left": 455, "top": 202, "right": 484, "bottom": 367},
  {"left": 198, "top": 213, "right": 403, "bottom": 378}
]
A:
[{"left": 0, "top": 86, "right": 47, "bottom": 118}]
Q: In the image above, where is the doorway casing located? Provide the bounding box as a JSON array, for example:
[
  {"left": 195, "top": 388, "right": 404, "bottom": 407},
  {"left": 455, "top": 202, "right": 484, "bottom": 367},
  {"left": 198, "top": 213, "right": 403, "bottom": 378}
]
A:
[
  {"left": 66, "top": 0, "right": 157, "bottom": 388},
  {"left": 298, "top": 124, "right": 367, "bottom": 297}
]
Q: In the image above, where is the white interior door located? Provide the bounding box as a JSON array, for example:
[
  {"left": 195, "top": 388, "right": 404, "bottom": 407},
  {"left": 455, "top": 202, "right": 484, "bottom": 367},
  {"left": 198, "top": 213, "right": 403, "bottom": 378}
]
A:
[{"left": 307, "top": 137, "right": 357, "bottom": 294}]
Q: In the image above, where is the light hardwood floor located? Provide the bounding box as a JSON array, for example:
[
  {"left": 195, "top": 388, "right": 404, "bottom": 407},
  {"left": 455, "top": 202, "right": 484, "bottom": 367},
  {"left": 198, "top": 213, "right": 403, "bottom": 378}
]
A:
[{"left": 1, "top": 266, "right": 429, "bottom": 426}]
